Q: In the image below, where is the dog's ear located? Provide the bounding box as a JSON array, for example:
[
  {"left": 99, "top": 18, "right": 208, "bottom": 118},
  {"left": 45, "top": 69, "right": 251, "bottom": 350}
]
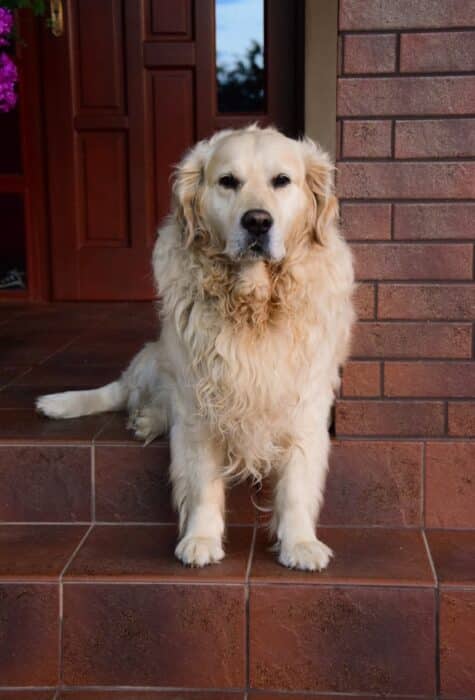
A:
[
  {"left": 301, "top": 138, "right": 338, "bottom": 245},
  {"left": 172, "top": 141, "right": 208, "bottom": 246}
]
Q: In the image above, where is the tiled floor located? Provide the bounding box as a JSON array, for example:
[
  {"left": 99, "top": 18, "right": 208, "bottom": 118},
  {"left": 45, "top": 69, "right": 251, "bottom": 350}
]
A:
[{"left": 0, "top": 303, "right": 474, "bottom": 696}]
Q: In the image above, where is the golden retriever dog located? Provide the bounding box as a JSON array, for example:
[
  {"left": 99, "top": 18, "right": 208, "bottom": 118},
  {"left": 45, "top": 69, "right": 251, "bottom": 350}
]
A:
[{"left": 37, "top": 126, "right": 355, "bottom": 571}]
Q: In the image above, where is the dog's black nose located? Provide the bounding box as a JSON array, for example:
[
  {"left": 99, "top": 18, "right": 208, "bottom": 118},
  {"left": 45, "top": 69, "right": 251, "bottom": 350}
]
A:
[{"left": 241, "top": 209, "right": 273, "bottom": 236}]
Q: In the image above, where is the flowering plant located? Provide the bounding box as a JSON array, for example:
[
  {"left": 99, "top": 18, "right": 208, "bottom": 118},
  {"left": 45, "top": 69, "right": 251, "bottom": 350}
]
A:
[{"left": 0, "top": 2, "right": 47, "bottom": 112}]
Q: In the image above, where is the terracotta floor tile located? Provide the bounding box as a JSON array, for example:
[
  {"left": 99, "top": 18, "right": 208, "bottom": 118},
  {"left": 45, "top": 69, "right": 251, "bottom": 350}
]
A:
[
  {"left": 0, "top": 445, "right": 91, "bottom": 522},
  {"left": 425, "top": 442, "right": 475, "bottom": 528},
  {"left": 62, "top": 582, "right": 246, "bottom": 687},
  {"left": 320, "top": 440, "right": 423, "bottom": 526},
  {"left": 2, "top": 302, "right": 156, "bottom": 332},
  {"left": 95, "top": 443, "right": 173, "bottom": 522},
  {"left": 14, "top": 364, "right": 120, "bottom": 388},
  {"left": 0, "top": 367, "right": 29, "bottom": 388},
  {"left": 250, "top": 527, "right": 434, "bottom": 586},
  {"left": 249, "top": 584, "right": 436, "bottom": 693},
  {"left": 94, "top": 443, "right": 255, "bottom": 525},
  {"left": 227, "top": 479, "right": 257, "bottom": 525},
  {"left": 65, "top": 524, "right": 253, "bottom": 583},
  {"left": 427, "top": 530, "right": 475, "bottom": 587},
  {"left": 0, "top": 365, "right": 121, "bottom": 409},
  {"left": 440, "top": 589, "right": 475, "bottom": 697},
  {"left": 0, "top": 583, "right": 59, "bottom": 685},
  {"left": 94, "top": 412, "right": 146, "bottom": 443},
  {"left": 45, "top": 330, "right": 154, "bottom": 367},
  {"left": 0, "top": 525, "right": 88, "bottom": 580},
  {"left": 0, "top": 327, "right": 78, "bottom": 365},
  {"left": 0, "top": 409, "right": 109, "bottom": 443}
]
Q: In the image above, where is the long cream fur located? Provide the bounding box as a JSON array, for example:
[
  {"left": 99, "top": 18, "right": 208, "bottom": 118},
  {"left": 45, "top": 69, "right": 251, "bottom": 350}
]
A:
[{"left": 37, "top": 126, "right": 355, "bottom": 570}]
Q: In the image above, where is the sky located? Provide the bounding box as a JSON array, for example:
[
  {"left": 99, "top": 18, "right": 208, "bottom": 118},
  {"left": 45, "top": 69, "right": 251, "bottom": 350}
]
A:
[{"left": 216, "top": 0, "right": 264, "bottom": 69}]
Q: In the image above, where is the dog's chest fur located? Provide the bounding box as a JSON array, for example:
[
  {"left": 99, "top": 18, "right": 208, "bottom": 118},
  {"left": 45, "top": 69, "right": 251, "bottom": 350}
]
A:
[{"left": 155, "top": 223, "right": 352, "bottom": 476}]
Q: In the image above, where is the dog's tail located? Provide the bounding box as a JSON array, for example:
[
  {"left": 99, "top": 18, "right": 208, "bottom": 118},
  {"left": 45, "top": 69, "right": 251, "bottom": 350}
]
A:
[
  {"left": 36, "top": 340, "right": 163, "bottom": 422},
  {"left": 36, "top": 380, "right": 127, "bottom": 419}
]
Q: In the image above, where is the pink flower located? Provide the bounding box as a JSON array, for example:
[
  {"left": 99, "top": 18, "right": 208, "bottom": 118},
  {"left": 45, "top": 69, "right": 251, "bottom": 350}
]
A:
[
  {"left": 0, "top": 8, "right": 14, "bottom": 46},
  {"left": 0, "top": 52, "right": 18, "bottom": 112}
]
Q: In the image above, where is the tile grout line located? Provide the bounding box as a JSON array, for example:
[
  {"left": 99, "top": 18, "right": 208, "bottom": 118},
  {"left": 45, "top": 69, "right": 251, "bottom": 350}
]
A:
[
  {"left": 422, "top": 529, "right": 441, "bottom": 696},
  {"left": 58, "top": 523, "right": 94, "bottom": 685},
  {"left": 245, "top": 524, "right": 257, "bottom": 692},
  {"left": 91, "top": 443, "right": 96, "bottom": 522},
  {"left": 421, "top": 441, "right": 426, "bottom": 527}
]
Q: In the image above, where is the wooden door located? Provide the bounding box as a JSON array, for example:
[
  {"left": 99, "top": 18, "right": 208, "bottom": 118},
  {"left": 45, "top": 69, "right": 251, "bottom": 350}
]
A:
[{"left": 42, "top": 0, "right": 303, "bottom": 300}]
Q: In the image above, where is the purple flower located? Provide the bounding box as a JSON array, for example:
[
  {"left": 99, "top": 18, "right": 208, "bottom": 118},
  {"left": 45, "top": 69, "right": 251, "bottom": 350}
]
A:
[
  {"left": 0, "top": 52, "right": 18, "bottom": 112},
  {"left": 0, "top": 8, "right": 14, "bottom": 46}
]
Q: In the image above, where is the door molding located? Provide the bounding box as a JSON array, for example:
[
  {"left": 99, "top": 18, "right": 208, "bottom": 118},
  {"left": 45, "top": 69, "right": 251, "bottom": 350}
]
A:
[{"left": 304, "top": 0, "right": 338, "bottom": 158}]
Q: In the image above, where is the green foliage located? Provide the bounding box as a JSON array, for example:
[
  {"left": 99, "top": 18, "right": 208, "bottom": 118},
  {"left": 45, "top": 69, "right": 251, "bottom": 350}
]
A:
[
  {"left": 217, "top": 41, "right": 265, "bottom": 113},
  {"left": 0, "top": 0, "right": 47, "bottom": 16}
]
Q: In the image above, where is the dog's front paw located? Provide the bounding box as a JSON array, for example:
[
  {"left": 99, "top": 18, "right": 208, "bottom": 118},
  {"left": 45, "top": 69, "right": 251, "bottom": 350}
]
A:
[
  {"left": 175, "top": 536, "right": 225, "bottom": 567},
  {"left": 279, "top": 539, "right": 333, "bottom": 572}
]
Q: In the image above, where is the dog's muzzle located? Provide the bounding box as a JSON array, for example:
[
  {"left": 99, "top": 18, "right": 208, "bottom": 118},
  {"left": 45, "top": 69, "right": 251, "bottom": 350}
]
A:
[{"left": 240, "top": 209, "right": 273, "bottom": 257}]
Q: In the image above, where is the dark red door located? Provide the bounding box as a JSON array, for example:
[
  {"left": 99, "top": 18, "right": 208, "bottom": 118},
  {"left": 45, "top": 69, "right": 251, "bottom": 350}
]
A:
[{"left": 42, "top": 0, "right": 302, "bottom": 300}]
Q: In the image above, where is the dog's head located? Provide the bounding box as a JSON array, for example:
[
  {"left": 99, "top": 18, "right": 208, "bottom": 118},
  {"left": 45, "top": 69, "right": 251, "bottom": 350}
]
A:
[{"left": 172, "top": 126, "right": 338, "bottom": 262}]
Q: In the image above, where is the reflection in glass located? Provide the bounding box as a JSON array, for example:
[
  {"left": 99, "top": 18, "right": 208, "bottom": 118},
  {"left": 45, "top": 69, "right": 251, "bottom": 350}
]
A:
[{"left": 215, "top": 0, "right": 265, "bottom": 113}]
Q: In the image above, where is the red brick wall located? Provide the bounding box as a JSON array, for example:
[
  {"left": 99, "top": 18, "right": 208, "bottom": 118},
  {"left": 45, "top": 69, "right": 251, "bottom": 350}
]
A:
[{"left": 331, "top": 0, "right": 475, "bottom": 530}]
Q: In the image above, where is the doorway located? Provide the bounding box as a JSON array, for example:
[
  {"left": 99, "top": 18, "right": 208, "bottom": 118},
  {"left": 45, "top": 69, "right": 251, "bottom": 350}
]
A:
[{"left": 41, "top": 0, "right": 303, "bottom": 300}]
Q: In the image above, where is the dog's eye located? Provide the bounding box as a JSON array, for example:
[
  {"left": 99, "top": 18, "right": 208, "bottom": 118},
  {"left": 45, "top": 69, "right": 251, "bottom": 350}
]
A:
[
  {"left": 272, "top": 173, "right": 291, "bottom": 188},
  {"left": 218, "top": 174, "right": 240, "bottom": 190}
]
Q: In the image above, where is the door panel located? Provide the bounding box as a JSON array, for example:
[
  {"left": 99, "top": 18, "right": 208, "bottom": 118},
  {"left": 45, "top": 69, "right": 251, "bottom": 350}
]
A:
[
  {"left": 77, "top": 132, "right": 129, "bottom": 245},
  {"left": 42, "top": 0, "right": 302, "bottom": 300},
  {"left": 149, "top": 70, "right": 194, "bottom": 226}
]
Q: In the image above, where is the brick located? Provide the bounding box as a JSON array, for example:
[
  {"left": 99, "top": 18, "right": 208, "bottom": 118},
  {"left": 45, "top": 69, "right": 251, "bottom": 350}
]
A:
[
  {"left": 321, "top": 440, "right": 423, "bottom": 526},
  {"left": 400, "top": 31, "right": 475, "bottom": 73},
  {"left": 378, "top": 284, "right": 475, "bottom": 320},
  {"left": 335, "top": 400, "right": 445, "bottom": 436},
  {"left": 341, "top": 203, "right": 391, "bottom": 240},
  {"left": 342, "top": 120, "right": 392, "bottom": 158},
  {"left": 339, "top": 1, "right": 475, "bottom": 30},
  {"left": 344, "top": 34, "right": 397, "bottom": 74},
  {"left": 338, "top": 76, "right": 475, "bottom": 116},
  {"left": 448, "top": 401, "right": 475, "bottom": 436},
  {"left": 394, "top": 203, "right": 475, "bottom": 240},
  {"left": 395, "top": 119, "right": 475, "bottom": 158},
  {"left": 352, "top": 244, "right": 473, "bottom": 281},
  {"left": 341, "top": 361, "right": 381, "bottom": 397},
  {"left": 338, "top": 162, "right": 475, "bottom": 199},
  {"left": 353, "top": 282, "right": 376, "bottom": 319},
  {"left": 384, "top": 361, "right": 475, "bottom": 397},
  {"left": 426, "top": 442, "right": 475, "bottom": 528},
  {"left": 352, "top": 322, "right": 472, "bottom": 358}
]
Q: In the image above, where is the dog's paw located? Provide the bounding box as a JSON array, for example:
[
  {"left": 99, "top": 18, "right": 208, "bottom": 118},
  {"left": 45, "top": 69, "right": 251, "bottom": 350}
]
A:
[
  {"left": 128, "top": 406, "right": 166, "bottom": 445},
  {"left": 278, "top": 539, "right": 333, "bottom": 572},
  {"left": 175, "top": 536, "right": 225, "bottom": 567},
  {"left": 36, "top": 393, "right": 75, "bottom": 419}
]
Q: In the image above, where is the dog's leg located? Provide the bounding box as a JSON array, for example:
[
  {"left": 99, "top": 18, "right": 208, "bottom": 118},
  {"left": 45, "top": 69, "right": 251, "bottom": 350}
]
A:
[
  {"left": 273, "top": 416, "right": 333, "bottom": 571},
  {"left": 171, "top": 419, "right": 225, "bottom": 567}
]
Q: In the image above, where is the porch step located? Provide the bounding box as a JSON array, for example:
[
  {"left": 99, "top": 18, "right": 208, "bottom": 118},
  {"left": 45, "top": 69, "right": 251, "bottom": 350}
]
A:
[
  {"left": 1, "top": 304, "right": 474, "bottom": 696},
  {"left": 3, "top": 522, "right": 466, "bottom": 694},
  {"left": 0, "top": 412, "right": 425, "bottom": 528}
]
